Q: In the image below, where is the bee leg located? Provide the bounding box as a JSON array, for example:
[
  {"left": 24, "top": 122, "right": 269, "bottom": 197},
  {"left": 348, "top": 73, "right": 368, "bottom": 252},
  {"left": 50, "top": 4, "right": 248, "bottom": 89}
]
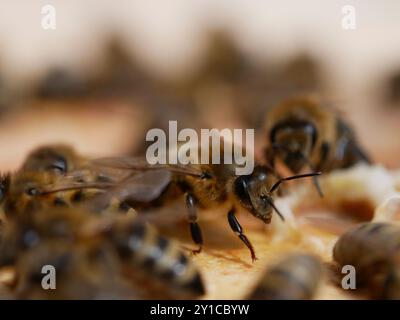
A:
[
  {"left": 227, "top": 208, "right": 257, "bottom": 263},
  {"left": 185, "top": 193, "right": 203, "bottom": 255}
]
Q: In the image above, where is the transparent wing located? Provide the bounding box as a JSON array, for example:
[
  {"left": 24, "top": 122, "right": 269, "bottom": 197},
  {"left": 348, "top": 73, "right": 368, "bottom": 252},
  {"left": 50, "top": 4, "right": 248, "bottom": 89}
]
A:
[
  {"left": 91, "top": 156, "right": 205, "bottom": 178},
  {"left": 99, "top": 169, "right": 172, "bottom": 202},
  {"left": 84, "top": 169, "right": 173, "bottom": 213},
  {"left": 39, "top": 169, "right": 171, "bottom": 202}
]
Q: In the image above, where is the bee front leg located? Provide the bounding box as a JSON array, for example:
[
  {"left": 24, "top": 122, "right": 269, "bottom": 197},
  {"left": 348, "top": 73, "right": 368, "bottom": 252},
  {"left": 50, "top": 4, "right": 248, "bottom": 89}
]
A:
[
  {"left": 227, "top": 208, "right": 257, "bottom": 263},
  {"left": 185, "top": 193, "right": 203, "bottom": 255}
]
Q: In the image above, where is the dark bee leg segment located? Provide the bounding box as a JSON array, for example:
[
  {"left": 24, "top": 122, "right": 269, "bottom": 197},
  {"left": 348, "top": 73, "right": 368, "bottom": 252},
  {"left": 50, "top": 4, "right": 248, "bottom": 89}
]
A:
[
  {"left": 185, "top": 193, "right": 203, "bottom": 254},
  {"left": 227, "top": 208, "right": 257, "bottom": 262},
  {"left": 311, "top": 174, "right": 324, "bottom": 198}
]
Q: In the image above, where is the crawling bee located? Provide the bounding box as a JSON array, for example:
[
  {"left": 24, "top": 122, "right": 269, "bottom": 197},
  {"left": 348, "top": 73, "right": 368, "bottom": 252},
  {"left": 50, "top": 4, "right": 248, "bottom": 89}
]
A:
[
  {"left": 0, "top": 167, "right": 171, "bottom": 220},
  {"left": 265, "top": 96, "right": 371, "bottom": 196},
  {"left": 0, "top": 144, "right": 172, "bottom": 220},
  {"left": 247, "top": 253, "right": 324, "bottom": 300},
  {"left": 0, "top": 207, "right": 205, "bottom": 299},
  {"left": 0, "top": 144, "right": 101, "bottom": 219},
  {"left": 21, "top": 143, "right": 130, "bottom": 183},
  {"left": 333, "top": 222, "right": 400, "bottom": 299},
  {"left": 0, "top": 170, "right": 109, "bottom": 219},
  {"left": 92, "top": 145, "right": 320, "bottom": 262}
]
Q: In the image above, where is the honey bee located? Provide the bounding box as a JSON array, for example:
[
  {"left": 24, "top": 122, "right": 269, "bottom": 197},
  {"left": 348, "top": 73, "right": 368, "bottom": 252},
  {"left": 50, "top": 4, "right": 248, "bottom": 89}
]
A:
[
  {"left": 247, "top": 253, "right": 324, "bottom": 300},
  {"left": 0, "top": 170, "right": 104, "bottom": 219},
  {"left": 21, "top": 144, "right": 86, "bottom": 175},
  {"left": 333, "top": 222, "right": 400, "bottom": 299},
  {"left": 0, "top": 143, "right": 173, "bottom": 220},
  {"left": 21, "top": 144, "right": 130, "bottom": 183},
  {"left": 0, "top": 207, "right": 205, "bottom": 299},
  {"left": 265, "top": 96, "right": 371, "bottom": 196},
  {"left": 92, "top": 150, "right": 320, "bottom": 262},
  {"left": 35, "top": 68, "right": 88, "bottom": 100},
  {"left": 0, "top": 167, "right": 171, "bottom": 220}
]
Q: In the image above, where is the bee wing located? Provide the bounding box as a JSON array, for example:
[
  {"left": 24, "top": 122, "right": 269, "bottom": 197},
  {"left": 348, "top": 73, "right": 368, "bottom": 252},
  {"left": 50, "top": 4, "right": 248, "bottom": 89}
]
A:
[
  {"left": 85, "top": 169, "right": 172, "bottom": 213},
  {"left": 91, "top": 157, "right": 205, "bottom": 178},
  {"left": 39, "top": 180, "right": 115, "bottom": 194},
  {"left": 101, "top": 169, "right": 172, "bottom": 202},
  {"left": 64, "top": 166, "right": 132, "bottom": 183}
]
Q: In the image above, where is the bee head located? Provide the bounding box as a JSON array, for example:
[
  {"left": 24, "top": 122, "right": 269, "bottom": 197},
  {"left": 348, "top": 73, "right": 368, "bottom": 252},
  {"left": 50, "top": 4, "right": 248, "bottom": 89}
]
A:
[
  {"left": 22, "top": 145, "right": 72, "bottom": 175},
  {"left": 2, "top": 172, "right": 59, "bottom": 218},
  {"left": 270, "top": 119, "right": 317, "bottom": 173},
  {"left": 233, "top": 166, "right": 281, "bottom": 224}
]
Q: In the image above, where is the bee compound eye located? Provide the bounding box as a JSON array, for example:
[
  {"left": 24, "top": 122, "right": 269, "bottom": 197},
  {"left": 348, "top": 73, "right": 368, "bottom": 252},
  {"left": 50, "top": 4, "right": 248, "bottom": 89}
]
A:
[
  {"left": 234, "top": 175, "right": 252, "bottom": 206},
  {"left": 46, "top": 156, "right": 68, "bottom": 174}
]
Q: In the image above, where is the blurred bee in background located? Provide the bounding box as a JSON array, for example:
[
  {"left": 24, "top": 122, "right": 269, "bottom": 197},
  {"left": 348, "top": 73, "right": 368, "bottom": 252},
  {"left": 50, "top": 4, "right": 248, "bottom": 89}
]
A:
[
  {"left": 0, "top": 165, "right": 173, "bottom": 221},
  {"left": 247, "top": 253, "right": 324, "bottom": 300},
  {"left": 265, "top": 95, "right": 371, "bottom": 196},
  {"left": 34, "top": 68, "right": 89, "bottom": 101},
  {"left": 0, "top": 207, "right": 126, "bottom": 299},
  {"left": 92, "top": 34, "right": 159, "bottom": 99},
  {"left": 0, "top": 144, "right": 175, "bottom": 222},
  {"left": 21, "top": 144, "right": 86, "bottom": 175},
  {"left": 131, "top": 31, "right": 328, "bottom": 155},
  {"left": 333, "top": 222, "right": 400, "bottom": 299},
  {"left": 0, "top": 207, "right": 205, "bottom": 299},
  {"left": 182, "top": 30, "right": 326, "bottom": 130},
  {"left": 93, "top": 144, "right": 320, "bottom": 262},
  {"left": 21, "top": 143, "right": 135, "bottom": 184},
  {"left": 383, "top": 68, "right": 400, "bottom": 107},
  {"left": 1, "top": 170, "right": 108, "bottom": 220},
  {"left": 239, "top": 52, "right": 326, "bottom": 130},
  {"left": 32, "top": 34, "right": 154, "bottom": 102}
]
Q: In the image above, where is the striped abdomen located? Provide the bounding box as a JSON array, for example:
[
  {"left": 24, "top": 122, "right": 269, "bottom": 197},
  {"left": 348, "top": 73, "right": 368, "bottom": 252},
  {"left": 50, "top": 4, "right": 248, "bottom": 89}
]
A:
[
  {"left": 110, "top": 220, "right": 205, "bottom": 298},
  {"left": 248, "top": 254, "right": 323, "bottom": 300}
]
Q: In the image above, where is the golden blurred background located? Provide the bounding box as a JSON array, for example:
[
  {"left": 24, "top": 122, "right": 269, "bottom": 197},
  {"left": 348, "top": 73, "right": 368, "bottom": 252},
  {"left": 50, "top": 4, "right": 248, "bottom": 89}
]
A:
[{"left": 0, "top": 0, "right": 400, "bottom": 170}]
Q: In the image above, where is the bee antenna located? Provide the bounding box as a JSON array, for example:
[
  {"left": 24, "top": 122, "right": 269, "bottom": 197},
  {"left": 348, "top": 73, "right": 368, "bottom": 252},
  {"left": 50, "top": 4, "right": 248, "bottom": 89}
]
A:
[
  {"left": 269, "top": 172, "right": 322, "bottom": 194},
  {"left": 264, "top": 197, "right": 285, "bottom": 221}
]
